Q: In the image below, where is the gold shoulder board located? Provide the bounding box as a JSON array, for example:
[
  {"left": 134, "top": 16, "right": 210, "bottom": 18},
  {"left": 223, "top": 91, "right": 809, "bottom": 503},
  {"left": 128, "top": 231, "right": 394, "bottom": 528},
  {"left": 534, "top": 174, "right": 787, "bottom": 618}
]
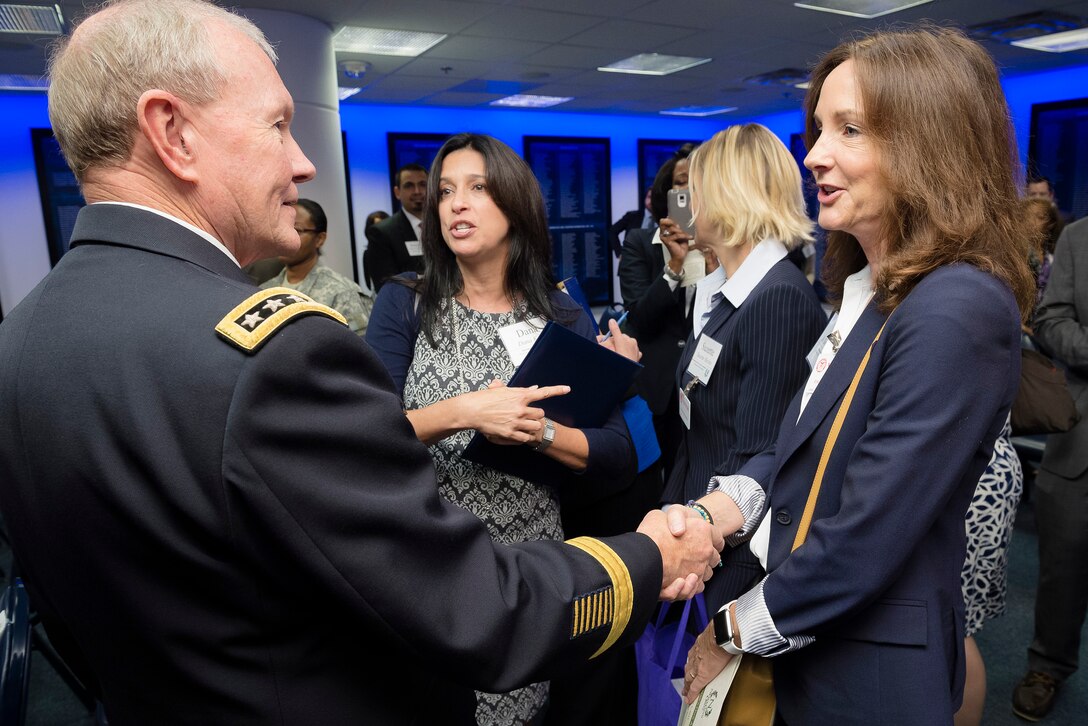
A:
[{"left": 216, "top": 287, "right": 347, "bottom": 353}]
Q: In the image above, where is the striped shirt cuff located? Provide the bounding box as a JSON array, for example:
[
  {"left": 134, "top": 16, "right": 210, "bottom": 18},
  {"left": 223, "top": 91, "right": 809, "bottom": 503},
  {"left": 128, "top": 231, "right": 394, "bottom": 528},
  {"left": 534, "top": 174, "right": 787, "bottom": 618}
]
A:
[
  {"left": 734, "top": 579, "right": 815, "bottom": 657},
  {"left": 707, "top": 474, "right": 765, "bottom": 546}
]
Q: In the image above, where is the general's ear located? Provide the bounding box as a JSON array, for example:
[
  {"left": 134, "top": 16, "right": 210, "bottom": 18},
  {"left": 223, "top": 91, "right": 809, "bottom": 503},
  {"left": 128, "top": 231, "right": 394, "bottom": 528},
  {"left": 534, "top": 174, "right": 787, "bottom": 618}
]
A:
[{"left": 136, "top": 89, "right": 199, "bottom": 183}]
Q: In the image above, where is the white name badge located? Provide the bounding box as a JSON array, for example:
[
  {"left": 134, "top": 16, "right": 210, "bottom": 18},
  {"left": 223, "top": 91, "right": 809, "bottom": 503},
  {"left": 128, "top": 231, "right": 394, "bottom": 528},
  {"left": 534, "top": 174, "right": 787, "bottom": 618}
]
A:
[
  {"left": 497, "top": 317, "right": 546, "bottom": 366},
  {"left": 686, "top": 334, "right": 722, "bottom": 385},
  {"left": 679, "top": 387, "right": 692, "bottom": 430},
  {"left": 807, "top": 316, "right": 837, "bottom": 371},
  {"left": 405, "top": 240, "right": 423, "bottom": 257}
]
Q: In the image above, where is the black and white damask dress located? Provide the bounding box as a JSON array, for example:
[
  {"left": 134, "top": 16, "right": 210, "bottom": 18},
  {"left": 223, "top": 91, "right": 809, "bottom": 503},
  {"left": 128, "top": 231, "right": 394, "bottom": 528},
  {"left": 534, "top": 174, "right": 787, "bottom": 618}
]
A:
[
  {"left": 961, "top": 416, "right": 1023, "bottom": 636},
  {"left": 403, "top": 299, "right": 560, "bottom": 725}
]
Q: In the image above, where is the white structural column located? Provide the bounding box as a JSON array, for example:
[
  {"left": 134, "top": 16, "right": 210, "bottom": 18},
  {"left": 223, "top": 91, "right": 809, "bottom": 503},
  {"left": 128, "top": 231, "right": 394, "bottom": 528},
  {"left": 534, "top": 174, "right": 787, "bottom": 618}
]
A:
[{"left": 243, "top": 9, "right": 356, "bottom": 283}]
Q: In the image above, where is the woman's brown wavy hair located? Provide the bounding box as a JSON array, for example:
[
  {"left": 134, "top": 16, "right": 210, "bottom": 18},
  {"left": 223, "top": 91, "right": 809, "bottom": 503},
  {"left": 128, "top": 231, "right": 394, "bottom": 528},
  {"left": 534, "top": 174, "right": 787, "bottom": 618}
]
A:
[{"left": 804, "top": 25, "right": 1036, "bottom": 320}]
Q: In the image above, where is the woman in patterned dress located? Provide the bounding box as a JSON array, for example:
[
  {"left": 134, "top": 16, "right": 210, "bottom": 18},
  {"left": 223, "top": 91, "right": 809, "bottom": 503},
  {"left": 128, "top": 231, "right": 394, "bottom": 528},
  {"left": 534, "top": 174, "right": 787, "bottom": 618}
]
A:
[
  {"left": 367, "top": 133, "right": 637, "bottom": 725},
  {"left": 956, "top": 417, "right": 1023, "bottom": 726}
]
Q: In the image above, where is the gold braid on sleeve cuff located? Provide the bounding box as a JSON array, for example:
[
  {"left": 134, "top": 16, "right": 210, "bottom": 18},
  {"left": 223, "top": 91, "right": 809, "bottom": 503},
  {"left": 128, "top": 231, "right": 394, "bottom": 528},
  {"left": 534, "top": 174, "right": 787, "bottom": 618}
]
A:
[{"left": 566, "top": 536, "right": 634, "bottom": 658}]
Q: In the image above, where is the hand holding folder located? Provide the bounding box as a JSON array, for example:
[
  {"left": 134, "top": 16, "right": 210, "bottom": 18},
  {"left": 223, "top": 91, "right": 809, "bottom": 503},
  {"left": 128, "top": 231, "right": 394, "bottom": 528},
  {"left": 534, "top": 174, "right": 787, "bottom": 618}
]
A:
[{"left": 462, "top": 321, "right": 642, "bottom": 482}]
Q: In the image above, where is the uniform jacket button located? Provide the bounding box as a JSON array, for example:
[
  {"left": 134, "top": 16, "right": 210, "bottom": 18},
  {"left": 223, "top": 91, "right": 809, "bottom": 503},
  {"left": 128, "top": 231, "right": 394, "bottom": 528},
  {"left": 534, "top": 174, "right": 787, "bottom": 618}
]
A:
[{"left": 775, "top": 510, "right": 792, "bottom": 525}]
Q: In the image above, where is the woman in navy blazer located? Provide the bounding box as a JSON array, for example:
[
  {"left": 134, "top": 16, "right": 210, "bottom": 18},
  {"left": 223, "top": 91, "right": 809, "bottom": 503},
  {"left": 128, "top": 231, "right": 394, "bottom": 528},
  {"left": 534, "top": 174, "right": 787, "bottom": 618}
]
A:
[
  {"left": 680, "top": 27, "right": 1037, "bottom": 725},
  {"left": 661, "top": 124, "right": 826, "bottom": 612}
]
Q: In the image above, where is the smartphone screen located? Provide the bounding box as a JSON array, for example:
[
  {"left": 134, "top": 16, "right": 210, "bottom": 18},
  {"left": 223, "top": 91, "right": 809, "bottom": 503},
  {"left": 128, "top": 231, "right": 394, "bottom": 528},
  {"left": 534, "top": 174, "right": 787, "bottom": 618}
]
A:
[{"left": 667, "top": 188, "right": 694, "bottom": 234}]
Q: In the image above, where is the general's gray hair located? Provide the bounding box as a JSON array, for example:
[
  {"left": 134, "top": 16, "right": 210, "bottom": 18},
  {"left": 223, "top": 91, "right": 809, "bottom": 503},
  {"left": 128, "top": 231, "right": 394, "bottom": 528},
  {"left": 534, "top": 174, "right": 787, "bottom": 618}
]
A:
[{"left": 48, "top": 0, "right": 276, "bottom": 181}]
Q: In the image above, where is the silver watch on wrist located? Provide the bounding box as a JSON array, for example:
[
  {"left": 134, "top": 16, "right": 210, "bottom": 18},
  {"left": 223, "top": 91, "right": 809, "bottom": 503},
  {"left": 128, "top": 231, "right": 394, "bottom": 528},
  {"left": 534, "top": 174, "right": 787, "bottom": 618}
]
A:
[
  {"left": 714, "top": 604, "right": 744, "bottom": 655},
  {"left": 533, "top": 417, "right": 555, "bottom": 452},
  {"left": 663, "top": 265, "right": 684, "bottom": 283}
]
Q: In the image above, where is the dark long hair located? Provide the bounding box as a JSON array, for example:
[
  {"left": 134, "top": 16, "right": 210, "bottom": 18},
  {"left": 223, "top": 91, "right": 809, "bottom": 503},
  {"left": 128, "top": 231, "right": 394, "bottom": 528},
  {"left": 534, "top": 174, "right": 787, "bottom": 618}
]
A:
[
  {"left": 649, "top": 142, "right": 697, "bottom": 221},
  {"left": 403, "top": 133, "right": 567, "bottom": 346},
  {"left": 805, "top": 25, "right": 1035, "bottom": 320}
]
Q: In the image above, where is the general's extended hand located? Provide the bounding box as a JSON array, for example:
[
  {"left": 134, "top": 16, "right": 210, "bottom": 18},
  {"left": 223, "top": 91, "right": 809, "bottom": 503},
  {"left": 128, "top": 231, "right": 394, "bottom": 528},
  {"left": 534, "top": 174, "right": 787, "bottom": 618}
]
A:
[{"left": 636, "top": 509, "right": 722, "bottom": 601}]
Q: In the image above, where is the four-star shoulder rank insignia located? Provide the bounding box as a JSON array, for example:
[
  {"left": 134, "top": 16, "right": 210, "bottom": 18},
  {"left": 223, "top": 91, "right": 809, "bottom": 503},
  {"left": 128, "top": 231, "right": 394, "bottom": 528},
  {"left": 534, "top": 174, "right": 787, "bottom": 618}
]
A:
[
  {"left": 216, "top": 287, "right": 347, "bottom": 353},
  {"left": 566, "top": 536, "right": 634, "bottom": 658}
]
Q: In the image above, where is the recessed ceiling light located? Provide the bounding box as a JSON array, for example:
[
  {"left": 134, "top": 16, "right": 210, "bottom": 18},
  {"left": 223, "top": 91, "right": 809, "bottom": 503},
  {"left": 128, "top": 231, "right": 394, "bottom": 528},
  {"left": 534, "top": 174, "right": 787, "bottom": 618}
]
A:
[
  {"left": 745, "top": 68, "right": 809, "bottom": 87},
  {"left": 490, "top": 94, "right": 573, "bottom": 109},
  {"left": 793, "top": 0, "right": 932, "bottom": 20},
  {"left": 969, "top": 11, "right": 1088, "bottom": 53},
  {"left": 0, "top": 73, "right": 47, "bottom": 90},
  {"left": 598, "top": 53, "right": 711, "bottom": 76},
  {"left": 337, "top": 87, "right": 362, "bottom": 101},
  {"left": 1012, "top": 26, "right": 1088, "bottom": 52},
  {"left": 332, "top": 26, "right": 446, "bottom": 57},
  {"left": 0, "top": 3, "right": 63, "bottom": 34},
  {"left": 660, "top": 105, "right": 736, "bottom": 117}
]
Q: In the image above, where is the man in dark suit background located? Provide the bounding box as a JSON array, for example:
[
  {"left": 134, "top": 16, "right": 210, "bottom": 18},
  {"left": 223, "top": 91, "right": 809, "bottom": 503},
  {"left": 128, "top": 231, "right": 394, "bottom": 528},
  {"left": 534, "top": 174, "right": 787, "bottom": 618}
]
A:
[
  {"left": 364, "top": 162, "right": 427, "bottom": 291},
  {"left": 618, "top": 146, "right": 699, "bottom": 481},
  {"left": 608, "top": 187, "right": 653, "bottom": 257},
  {"left": 0, "top": 2, "right": 722, "bottom": 723},
  {"left": 1013, "top": 216, "right": 1088, "bottom": 720}
]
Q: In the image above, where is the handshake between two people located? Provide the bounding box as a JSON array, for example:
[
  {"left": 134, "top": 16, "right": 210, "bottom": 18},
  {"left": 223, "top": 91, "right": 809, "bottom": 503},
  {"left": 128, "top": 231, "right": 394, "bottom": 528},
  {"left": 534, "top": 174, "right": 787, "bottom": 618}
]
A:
[{"left": 636, "top": 492, "right": 744, "bottom": 601}]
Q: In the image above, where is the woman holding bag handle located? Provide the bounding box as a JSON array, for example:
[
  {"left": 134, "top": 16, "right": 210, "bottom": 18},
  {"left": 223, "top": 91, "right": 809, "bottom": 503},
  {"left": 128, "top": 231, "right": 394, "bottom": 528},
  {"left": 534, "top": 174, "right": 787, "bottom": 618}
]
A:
[{"left": 677, "top": 25, "right": 1035, "bottom": 725}]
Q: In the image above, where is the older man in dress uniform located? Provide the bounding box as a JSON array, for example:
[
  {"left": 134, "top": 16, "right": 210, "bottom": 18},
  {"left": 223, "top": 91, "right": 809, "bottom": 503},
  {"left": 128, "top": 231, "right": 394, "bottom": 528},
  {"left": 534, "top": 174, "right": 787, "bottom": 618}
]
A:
[{"left": 0, "top": 2, "right": 725, "bottom": 724}]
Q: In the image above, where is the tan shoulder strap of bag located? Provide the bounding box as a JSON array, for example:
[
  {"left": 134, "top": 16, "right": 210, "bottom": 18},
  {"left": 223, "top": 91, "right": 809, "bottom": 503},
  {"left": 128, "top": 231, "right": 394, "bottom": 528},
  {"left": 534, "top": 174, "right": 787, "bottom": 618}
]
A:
[{"left": 791, "top": 316, "right": 891, "bottom": 553}]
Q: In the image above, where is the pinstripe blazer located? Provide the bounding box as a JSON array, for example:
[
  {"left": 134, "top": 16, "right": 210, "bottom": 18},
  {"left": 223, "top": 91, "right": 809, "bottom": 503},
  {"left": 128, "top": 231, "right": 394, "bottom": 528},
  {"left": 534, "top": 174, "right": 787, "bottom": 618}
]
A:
[{"left": 662, "top": 257, "right": 825, "bottom": 608}]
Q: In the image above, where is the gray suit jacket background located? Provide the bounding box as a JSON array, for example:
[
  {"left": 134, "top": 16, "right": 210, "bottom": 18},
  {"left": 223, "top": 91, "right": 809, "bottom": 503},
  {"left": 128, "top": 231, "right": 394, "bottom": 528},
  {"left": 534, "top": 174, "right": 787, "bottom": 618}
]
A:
[{"left": 1036, "top": 216, "right": 1088, "bottom": 479}]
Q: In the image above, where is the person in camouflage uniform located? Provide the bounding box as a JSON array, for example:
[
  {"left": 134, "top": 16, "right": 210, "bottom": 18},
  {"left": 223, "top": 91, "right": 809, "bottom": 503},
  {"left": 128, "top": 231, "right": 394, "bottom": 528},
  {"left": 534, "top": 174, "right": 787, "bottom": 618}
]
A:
[{"left": 261, "top": 198, "right": 371, "bottom": 334}]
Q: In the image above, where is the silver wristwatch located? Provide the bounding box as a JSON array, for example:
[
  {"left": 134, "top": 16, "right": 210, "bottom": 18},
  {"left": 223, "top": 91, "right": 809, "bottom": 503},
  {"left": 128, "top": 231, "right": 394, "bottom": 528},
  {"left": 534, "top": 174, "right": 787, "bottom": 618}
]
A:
[
  {"left": 533, "top": 417, "right": 556, "bottom": 452},
  {"left": 663, "top": 265, "right": 685, "bottom": 283}
]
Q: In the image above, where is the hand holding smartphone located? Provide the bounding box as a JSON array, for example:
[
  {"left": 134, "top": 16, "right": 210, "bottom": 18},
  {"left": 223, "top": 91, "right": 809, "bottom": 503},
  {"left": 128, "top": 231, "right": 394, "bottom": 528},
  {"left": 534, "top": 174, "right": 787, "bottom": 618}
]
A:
[{"left": 666, "top": 188, "right": 695, "bottom": 236}]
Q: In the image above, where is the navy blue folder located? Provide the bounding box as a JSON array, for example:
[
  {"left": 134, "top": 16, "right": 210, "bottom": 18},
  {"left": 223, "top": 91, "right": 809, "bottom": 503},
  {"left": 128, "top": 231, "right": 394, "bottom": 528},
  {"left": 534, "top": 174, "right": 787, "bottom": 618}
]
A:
[{"left": 462, "top": 321, "right": 641, "bottom": 483}]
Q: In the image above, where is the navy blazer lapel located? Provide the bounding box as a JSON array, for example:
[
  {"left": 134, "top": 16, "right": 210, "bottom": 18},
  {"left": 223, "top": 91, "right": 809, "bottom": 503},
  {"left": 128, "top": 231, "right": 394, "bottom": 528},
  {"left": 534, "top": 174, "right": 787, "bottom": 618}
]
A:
[{"left": 773, "top": 302, "right": 886, "bottom": 468}]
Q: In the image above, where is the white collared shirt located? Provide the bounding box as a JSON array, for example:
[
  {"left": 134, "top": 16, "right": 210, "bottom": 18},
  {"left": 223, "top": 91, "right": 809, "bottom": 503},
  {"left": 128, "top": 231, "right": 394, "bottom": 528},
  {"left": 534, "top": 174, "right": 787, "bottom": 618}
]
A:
[
  {"left": 747, "top": 264, "right": 873, "bottom": 570},
  {"left": 94, "top": 201, "right": 240, "bottom": 267},
  {"left": 692, "top": 238, "right": 789, "bottom": 339},
  {"left": 797, "top": 265, "right": 875, "bottom": 419},
  {"left": 691, "top": 266, "right": 726, "bottom": 339}
]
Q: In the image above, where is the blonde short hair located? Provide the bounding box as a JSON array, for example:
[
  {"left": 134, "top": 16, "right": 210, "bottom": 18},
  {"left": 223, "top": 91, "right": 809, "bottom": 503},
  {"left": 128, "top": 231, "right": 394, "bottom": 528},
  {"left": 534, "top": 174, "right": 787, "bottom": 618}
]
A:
[
  {"left": 48, "top": 0, "right": 276, "bottom": 181},
  {"left": 687, "top": 124, "right": 813, "bottom": 250}
]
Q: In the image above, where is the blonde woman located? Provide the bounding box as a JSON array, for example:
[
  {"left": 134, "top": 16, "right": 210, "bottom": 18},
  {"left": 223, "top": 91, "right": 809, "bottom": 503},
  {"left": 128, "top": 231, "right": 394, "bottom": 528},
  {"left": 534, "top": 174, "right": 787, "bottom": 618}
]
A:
[{"left": 661, "top": 124, "right": 826, "bottom": 612}]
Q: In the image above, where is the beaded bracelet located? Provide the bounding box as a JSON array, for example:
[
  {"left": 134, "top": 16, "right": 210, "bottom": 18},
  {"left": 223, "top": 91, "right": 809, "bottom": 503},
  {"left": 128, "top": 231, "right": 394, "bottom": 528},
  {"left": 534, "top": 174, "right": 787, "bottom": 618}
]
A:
[{"left": 686, "top": 500, "right": 714, "bottom": 526}]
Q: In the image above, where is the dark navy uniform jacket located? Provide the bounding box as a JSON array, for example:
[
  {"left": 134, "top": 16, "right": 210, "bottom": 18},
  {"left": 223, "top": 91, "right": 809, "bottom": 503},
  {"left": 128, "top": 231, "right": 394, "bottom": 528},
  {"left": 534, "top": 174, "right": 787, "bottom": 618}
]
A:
[{"left": 0, "top": 203, "right": 661, "bottom": 725}]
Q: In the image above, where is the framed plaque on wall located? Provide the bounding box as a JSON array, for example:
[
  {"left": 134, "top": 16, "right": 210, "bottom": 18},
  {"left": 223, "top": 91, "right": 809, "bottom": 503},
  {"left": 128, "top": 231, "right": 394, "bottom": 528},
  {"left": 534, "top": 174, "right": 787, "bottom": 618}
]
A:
[
  {"left": 386, "top": 132, "right": 451, "bottom": 212},
  {"left": 524, "top": 136, "right": 613, "bottom": 306}
]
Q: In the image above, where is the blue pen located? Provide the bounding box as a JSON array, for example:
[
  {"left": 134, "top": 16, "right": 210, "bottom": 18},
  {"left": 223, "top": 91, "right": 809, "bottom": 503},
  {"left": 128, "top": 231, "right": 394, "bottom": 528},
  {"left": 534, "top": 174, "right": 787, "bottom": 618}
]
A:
[{"left": 600, "top": 310, "right": 629, "bottom": 342}]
